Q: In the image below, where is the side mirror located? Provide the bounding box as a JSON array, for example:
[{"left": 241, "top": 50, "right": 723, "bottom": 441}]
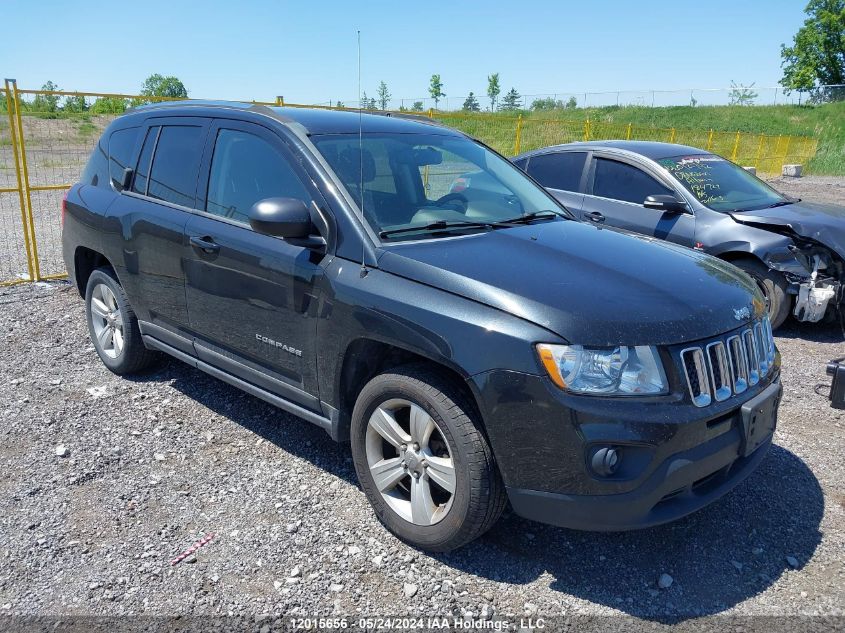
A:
[
  {"left": 643, "top": 194, "right": 688, "bottom": 214},
  {"left": 249, "top": 197, "right": 314, "bottom": 238}
]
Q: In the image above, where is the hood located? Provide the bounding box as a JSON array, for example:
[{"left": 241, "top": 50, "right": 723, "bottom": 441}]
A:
[
  {"left": 378, "top": 221, "right": 761, "bottom": 346},
  {"left": 729, "top": 201, "right": 845, "bottom": 260}
]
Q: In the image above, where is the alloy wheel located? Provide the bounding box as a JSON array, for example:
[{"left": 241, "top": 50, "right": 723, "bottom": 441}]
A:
[
  {"left": 365, "top": 398, "right": 456, "bottom": 526},
  {"left": 90, "top": 283, "right": 124, "bottom": 359}
]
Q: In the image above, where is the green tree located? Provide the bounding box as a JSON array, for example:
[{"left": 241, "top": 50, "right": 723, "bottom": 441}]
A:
[
  {"left": 565, "top": 96, "right": 578, "bottom": 109},
  {"left": 462, "top": 92, "right": 481, "bottom": 112},
  {"left": 360, "top": 91, "right": 376, "bottom": 110},
  {"left": 728, "top": 81, "right": 758, "bottom": 106},
  {"left": 487, "top": 73, "right": 501, "bottom": 111},
  {"left": 137, "top": 74, "right": 188, "bottom": 104},
  {"left": 63, "top": 95, "right": 88, "bottom": 113},
  {"left": 32, "top": 81, "right": 61, "bottom": 113},
  {"left": 377, "top": 81, "right": 391, "bottom": 110},
  {"left": 780, "top": 0, "right": 845, "bottom": 101},
  {"left": 500, "top": 87, "right": 522, "bottom": 111},
  {"left": 429, "top": 74, "right": 445, "bottom": 110},
  {"left": 411, "top": 101, "right": 424, "bottom": 111},
  {"left": 91, "top": 97, "right": 128, "bottom": 114},
  {"left": 335, "top": 100, "right": 345, "bottom": 108},
  {"left": 530, "top": 97, "right": 565, "bottom": 111}
]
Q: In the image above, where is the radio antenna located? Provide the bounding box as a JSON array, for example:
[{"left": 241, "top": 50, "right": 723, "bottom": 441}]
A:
[{"left": 357, "top": 29, "right": 369, "bottom": 277}]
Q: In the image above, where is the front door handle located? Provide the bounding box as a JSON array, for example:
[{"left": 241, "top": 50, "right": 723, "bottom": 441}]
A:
[
  {"left": 189, "top": 235, "right": 220, "bottom": 254},
  {"left": 584, "top": 211, "right": 605, "bottom": 223}
]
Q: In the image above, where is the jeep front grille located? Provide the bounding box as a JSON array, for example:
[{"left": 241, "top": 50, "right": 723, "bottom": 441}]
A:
[{"left": 682, "top": 317, "right": 776, "bottom": 407}]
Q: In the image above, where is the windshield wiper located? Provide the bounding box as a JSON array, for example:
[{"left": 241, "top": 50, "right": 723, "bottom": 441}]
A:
[
  {"left": 766, "top": 198, "right": 800, "bottom": 209},
  {"left": 379, "top": 220, "right": 495, "bottom": 239},
  {"left": 497, "top": 210, "right": 562, "bottom": 225}
]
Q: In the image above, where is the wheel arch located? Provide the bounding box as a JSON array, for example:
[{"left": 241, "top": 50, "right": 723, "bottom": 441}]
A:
[
  {"left": 73, "top": 246, "right": 115, "bottom": 297},
  {"left": 333, "top": 338, "right": 485, "bottom": 443}
]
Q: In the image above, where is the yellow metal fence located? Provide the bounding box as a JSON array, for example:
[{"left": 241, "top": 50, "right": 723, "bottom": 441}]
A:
[{"left": 0, "top": 81, "right": 819, "bottom": 286}]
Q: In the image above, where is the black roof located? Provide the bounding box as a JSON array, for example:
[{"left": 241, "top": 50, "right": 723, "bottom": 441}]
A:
[
  {"left": 130, "top": 100, "right": 457, "bottom": 136},
  {"left": 517, "top": 140, "right": 711, "bottom": 160},
  {"left": 273, "top": 107, "right": 458, "bottom": 136}
]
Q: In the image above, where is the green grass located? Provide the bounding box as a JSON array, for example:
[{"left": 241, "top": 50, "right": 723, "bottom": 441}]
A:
[
  {"left": 76, "top": 121, "right": 97, "bottom": 138},
  {"left": 437, "top": 102, "right": 845, "bottom": 175}
]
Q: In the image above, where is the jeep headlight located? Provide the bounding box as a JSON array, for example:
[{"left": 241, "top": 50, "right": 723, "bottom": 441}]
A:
[{"left": 536, "top": 344, "right": 668, "bottom": 395}]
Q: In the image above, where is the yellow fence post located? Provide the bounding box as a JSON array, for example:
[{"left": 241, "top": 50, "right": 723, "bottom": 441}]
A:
[
  {"left": 3, "top": 79, "right": 35, "bottom": 282},
  {"left": 513, "top": 114, "right": 523, "bottom": 156},
  {"left": 427, "top": 108, "right": 434, "bottom": 119},
  {"left": 783, "top": 136, "right": 792, "bottom": 168},
  {"left": 730, "top": 131, "right": 740, "bottom": 162},
  {"left": 706, "top": 129, "right": 714, "bottom": 151},
  {"left": 669, "top": 128, "right": 676, "bottom": 143},
  {"left": 12, "top": 81, "right": 40, "bottom": 280},
  {"left": 754, "top": 133, "right": 765, "bottom": 171},
  {"left": 583, "top": 119, "right": 591, "bottom": 141},
  {"left": 625, "top": 123, "right": 632, "bottom": 140}
]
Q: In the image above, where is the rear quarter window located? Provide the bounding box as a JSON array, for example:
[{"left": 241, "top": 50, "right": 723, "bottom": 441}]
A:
[
  {"left": 81, "top": 138, "right": 108, "bottom": 188},
  {"left": 108, "top": 127, "right": 140, "bottom": 191}
]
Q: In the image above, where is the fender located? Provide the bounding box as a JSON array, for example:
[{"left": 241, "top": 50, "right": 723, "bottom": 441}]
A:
[{"left": 316, "top": 257, "right": 564, "bottom": 417}]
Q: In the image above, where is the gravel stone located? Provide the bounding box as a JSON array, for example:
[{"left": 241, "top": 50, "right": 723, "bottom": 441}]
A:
[
  {"left": 403, "top": 583, "right": 419, "bottom": 598},
  {"left": 1, "top": 222, "right": 844, "bottom": 622},
  {"left": 658, "top": 573, "right": 674, "bottom": 589},
  {"left": 54, "top": 445, "right": 69, "bottom": 458}
]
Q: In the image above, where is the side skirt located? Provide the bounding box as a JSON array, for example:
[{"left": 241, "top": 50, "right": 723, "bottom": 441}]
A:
[{"left": 141, "top": 334, "right": 338, "bottom": 438}]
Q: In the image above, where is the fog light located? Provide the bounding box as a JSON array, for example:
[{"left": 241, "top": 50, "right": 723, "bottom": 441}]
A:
[{"left": 591, "top": 446, "right": 620, "bottom": 477}]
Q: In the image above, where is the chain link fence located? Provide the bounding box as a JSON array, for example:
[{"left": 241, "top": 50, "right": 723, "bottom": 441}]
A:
[
  {"left": 0, "top": 80, "right": 820, "bottom": 286},
  {"left": 331, "top": 84, "right": 845, "bottom": 112}
]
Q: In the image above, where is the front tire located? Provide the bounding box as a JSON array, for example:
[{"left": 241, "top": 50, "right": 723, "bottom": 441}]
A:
[
  {"left": 85, "top": 267, "right": 159, "bottom": 375},
  {"left": 733, "top": 258, "right": 791, "bottom": 329},
  {"left": 350, "top": 365, "right": 505, "bottom": 551}
]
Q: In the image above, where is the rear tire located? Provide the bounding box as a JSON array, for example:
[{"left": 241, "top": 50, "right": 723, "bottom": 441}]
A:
[
  {"left": 85, "top": 267, "right": 159, "bottom": 375},
  {"left": 733, "top": 258, "right": 791, "bottom": 329},
  {"left": 350, "top": 364, "right": 505, "bottom": 551}
]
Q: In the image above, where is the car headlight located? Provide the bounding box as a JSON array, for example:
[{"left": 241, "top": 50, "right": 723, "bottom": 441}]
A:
[{"left": 536, "top": 344, "right": 668, "bottom": 395}]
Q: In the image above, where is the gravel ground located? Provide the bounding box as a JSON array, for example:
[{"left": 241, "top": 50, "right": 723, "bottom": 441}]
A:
[
  {"left": 0, "top": 281, "right": 843, "bottom": 627},
  {"left": 765, "top": 175, "right": 845, "bottom": 206}
]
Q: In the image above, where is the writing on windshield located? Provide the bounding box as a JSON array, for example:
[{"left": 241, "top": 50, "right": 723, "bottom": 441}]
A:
[
  {"left": 657, "top": 154, "right": 785, "bottom": 212},
  {"left": 658, "top": 156, "right": 725, "bottom": 206}
]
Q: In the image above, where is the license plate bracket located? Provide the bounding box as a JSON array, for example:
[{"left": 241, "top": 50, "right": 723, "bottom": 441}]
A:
[{"left": 740, "top": 382, "right": 781, "bottom": 457}]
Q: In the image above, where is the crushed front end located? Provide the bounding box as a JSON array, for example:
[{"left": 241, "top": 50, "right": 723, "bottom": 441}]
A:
[{"left": 765, "top": 233, "right": 843, "bottom": 322}]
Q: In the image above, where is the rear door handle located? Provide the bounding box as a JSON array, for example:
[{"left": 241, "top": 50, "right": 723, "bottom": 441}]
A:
[
  {"left": 189, "top": 235, "right": 220, "bottom": 254},
  {"left": 584, "top": 211, "right": 605, "bottom": 223}
]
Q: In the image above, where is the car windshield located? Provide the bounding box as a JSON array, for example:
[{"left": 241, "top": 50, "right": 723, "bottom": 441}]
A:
[
  {"left": 657, "top": 154, "right": 788, "bottom": 213},
  {"left": 311, "top": 131, "right": 571, "bottom": 241}
]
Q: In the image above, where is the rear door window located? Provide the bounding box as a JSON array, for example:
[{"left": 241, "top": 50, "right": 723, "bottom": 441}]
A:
[
  {"left": 147, "top": 126, "right": 204, "bottom": 207},
  {"left": 132, "top": 126, "right": 159, "bottom": 195},
  {"left": 592, "top": 157, "right": 673, "bottom": 204},
  {"left": 108, "top": 127, "right": 140, "bottom": 191},
  {"left": 527, "top": 152, "right": 587, "bottom": 192}
]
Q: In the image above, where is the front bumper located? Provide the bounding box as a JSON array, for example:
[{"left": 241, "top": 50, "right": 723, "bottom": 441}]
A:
[
  {"left": 507, "top": 406, "right": 773, "bottom": 531},
  {"left": 471, "top": 361, "right": 781, "bottom": 531}
]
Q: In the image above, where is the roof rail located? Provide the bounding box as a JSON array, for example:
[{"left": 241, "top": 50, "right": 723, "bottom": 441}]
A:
[{"left": 130, "top": 99, "right": 276, "bottom": 112}]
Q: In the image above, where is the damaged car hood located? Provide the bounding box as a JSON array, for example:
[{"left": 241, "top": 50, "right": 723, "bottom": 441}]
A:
[
  {"left": 378, "top": 221, "right": 761, "bottom": 346},
  {"left": 729, "top": 201, "right": 845, "bottom": 259}
]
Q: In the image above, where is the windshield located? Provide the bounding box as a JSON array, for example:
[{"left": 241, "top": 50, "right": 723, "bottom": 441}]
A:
[
  {"left": 311, "top": 132, "right": 570, "bottom": 241},
  {"left": 657, "top": 154, "right": 787, "bottom": 213}
]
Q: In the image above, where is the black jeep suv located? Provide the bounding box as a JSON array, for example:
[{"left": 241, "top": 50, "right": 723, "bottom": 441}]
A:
[{"left": 63, "top": 102, "right": 781, "bottom": 551}]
